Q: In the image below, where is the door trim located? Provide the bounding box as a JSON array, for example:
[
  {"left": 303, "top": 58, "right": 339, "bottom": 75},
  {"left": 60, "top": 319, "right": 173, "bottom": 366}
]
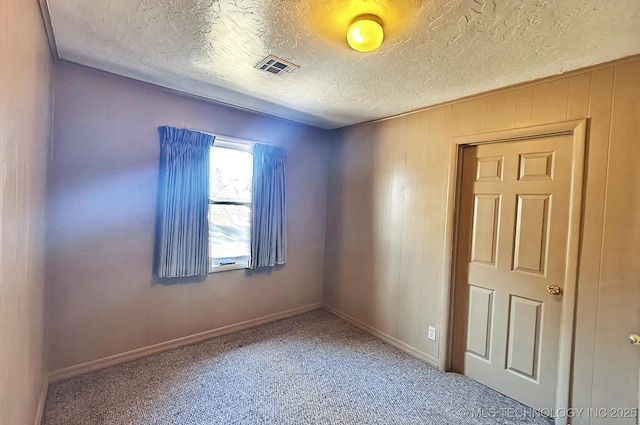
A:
[{"left": 438, "top": 120, "right": 588, "bottom": 425}]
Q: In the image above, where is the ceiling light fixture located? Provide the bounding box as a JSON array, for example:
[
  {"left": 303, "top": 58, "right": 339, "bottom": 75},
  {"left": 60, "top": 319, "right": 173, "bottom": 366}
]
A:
[{"left": 347, "top": 14, "right": 384, "bottom": 53}]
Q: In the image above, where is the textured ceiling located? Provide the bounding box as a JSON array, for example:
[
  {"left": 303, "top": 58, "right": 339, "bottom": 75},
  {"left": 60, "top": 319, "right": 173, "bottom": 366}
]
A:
[{"left": 47, "top": 0, "right": 640, "bottom": 129}]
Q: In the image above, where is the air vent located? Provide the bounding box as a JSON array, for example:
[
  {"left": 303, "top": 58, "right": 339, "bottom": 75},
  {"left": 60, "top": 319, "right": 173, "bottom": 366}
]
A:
[{"left": 255, "top": 55, "right": 300, "bottom": 76}]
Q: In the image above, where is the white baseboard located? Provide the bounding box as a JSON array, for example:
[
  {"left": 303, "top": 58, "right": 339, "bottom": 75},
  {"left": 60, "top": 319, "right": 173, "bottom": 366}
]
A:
[
  {"left": 34, "top": 379, "right": 48, "bottom": 425},
  {"left": 322, "top": 304, "right": 439, "bottom": 368},
  {"left": 49, "top": 303, "right": 322, "bottom": 383}
]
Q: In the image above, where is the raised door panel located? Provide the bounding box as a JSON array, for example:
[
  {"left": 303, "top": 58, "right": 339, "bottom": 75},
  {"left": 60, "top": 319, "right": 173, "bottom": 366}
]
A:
[
  {"left": 519, "top": 152, "right": 554, "bottom": 181},
  {"left": 476, "top": 156, "right": 503, "bottom": 182},
  {"left": 513, "top": 194, "right": 551, "bottom": 275},
  {"left": 506, "top": 296, "right": 543, "bottom": 380},
  {"left": 466, "top": 286, "right": 494, "bottom": 360},
  {"left": 471, "top": 194, "right": 501, "bottom": 266}
]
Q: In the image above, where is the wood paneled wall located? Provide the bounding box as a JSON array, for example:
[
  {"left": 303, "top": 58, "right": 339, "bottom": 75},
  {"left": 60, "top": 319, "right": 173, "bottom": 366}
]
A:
[
  {"left": 47, "top": 62, "right": 329, "bottom": 371},
  {"left": 324, "top": 57, "right": 640, "bottom": 423},
  {"left": 0, "top": 0, "right": 53, "bottom": 423}
]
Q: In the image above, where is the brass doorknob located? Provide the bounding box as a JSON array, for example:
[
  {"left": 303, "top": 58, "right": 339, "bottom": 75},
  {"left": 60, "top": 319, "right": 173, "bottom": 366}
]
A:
[
  {"left": 546, "top": 285, "right": 562, "bottom": 295},
  {"left": 630, "top": 334, "right": 640, "bottom": 345}
]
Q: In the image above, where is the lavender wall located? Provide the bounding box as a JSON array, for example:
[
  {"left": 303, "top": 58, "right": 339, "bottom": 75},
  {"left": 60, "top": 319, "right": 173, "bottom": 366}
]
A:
[{"left": 47, "top": 62, "right": 330, "bottom": 370}]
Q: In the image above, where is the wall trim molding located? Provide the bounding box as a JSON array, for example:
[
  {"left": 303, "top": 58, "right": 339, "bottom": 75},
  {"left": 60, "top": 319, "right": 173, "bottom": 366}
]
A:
[
  {"left": 322, "top": 304, "right": 439, "bottom": 369},
  {"left": 48, "top": 303, "right": 322, "bottom": 383},
  {"left": 34, "top": 380, "right": 48, "bottom": 425}
]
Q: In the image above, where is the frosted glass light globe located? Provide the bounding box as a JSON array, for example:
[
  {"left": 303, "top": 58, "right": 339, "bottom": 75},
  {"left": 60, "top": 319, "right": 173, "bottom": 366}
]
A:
[{"left": 347, "top": 16, "right": 384, "bottom": 53}]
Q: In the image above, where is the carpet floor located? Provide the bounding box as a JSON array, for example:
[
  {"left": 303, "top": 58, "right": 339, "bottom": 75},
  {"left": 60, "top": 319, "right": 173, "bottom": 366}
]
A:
[{"left": 43, "top": 309, "right": 553, "bottom": 424}]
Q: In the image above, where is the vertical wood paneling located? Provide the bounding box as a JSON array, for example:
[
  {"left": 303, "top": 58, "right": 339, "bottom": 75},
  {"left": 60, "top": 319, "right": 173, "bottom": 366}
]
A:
[
  {"left": 365, "top": 121, "right": 387, "bottom": 332},
  {"left": 322, "top": 139, "right": 341, "bottom": 307},
  {"left": 486, "top": 91, "right": 517, "bottom": 132},
  {"left": 397, "top": 113, "right": 424, "bottom": 345},
  {"left": 324, "top": 57, "right": 640, "bottom": 420},
  {"left": 349, "top": 125, "right": 378, "bottom": 323},
  {"left": 413, "top": 111, "right": 433, "bottom": 348},
  {"left": 531, "top": 79, "right": 570, "bottom": 125},
  {"left": 515, "top": 86, "right": 534, "bottom": 128},
  {"left": 458, "top": 97, "right": 488, "bottom": 136},
  {"left": 567, "top": 73, "right": 592, "bottom": 120},
  {"left": 0, "top": 1, "right": 52, "bottom": 424},
  {"left": 390, "top": 118, "right": 408, "bottom": 337},
  {"left": 450, "top": 102, "right": 464, "bottom": 138},
  {"left": 371, "top": 121, "right": 392, "bottom": 332},
  {"left": 591, "top": 62, "right": 640, "bottom": 424},
  {"left": 338, "top": 124, "right": 378, "bottom": 324},
  {"left": 420, "top": 106, "right": 449, "bottom": 357},
  {"left": 570, "top": 67, "right": 614, "bottom": 424}
]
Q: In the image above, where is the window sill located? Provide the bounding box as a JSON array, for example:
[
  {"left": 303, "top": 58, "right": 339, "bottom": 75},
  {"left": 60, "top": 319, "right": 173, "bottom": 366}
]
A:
[{"left": 209, "top": 263, "right": 248, "bottom": 274}]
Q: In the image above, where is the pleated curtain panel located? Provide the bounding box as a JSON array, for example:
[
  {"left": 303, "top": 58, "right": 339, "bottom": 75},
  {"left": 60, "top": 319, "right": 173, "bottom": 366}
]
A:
[
  {"left": 154, "top": 126, "right": 287, "bottom": 278},
  {"left": 154, "top": 126, "right": 214, "bottom": 278},
  {"left": 250, "top": 144, "right": 287, "bottom": 269}
]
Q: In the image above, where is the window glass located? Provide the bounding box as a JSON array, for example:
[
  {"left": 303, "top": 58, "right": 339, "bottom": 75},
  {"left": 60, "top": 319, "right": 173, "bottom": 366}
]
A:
[
  {"left": 208, "top": 144, "right": 253, "bottom": 270},
  {"left": 208, "top": 204, "right": 251, "bottom": 260},
  {"left": 209, "top": 147, "right": 252, "bottom": 203}
]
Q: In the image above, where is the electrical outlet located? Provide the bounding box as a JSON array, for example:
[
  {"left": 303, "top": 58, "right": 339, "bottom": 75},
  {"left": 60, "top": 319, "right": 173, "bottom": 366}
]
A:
[{"left": 428, "top": 326, "right": 437, "bottom": 341}]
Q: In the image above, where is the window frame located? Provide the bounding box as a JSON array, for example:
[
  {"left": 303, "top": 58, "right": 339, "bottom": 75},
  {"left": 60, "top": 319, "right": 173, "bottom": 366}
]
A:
[{"left": 208, "top": 136, "right": 254, "bottom": 274}]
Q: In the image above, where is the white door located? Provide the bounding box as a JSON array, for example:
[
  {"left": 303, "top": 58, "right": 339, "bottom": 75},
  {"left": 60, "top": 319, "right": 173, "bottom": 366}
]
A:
[{"left": 452, "top": 134, "right": 577, "bottom": 411}]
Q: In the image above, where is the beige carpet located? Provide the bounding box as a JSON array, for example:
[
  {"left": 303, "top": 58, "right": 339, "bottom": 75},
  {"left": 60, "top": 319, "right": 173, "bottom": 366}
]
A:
[{"left": 43, "top": 309, "right": 553, "bottom": 424}]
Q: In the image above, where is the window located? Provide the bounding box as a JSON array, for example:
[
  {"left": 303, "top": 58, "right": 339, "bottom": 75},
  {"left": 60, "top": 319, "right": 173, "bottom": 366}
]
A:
[{"left": 208, "top": 139, "right": 253, "bottom": 272}]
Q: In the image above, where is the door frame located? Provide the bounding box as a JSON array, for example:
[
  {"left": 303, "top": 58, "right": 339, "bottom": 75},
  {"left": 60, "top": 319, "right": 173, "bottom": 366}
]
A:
[{"left": 438, "top": 119, "right": 588, "bottom": 424}]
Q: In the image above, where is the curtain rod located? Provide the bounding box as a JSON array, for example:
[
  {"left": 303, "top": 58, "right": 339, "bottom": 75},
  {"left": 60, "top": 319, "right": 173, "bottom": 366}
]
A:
[
  {"left": 166, "top": 126, "right": 284, "bottom": 151},
  {"left": 185, "top": 127, "right": 258, "bottom": 146}
]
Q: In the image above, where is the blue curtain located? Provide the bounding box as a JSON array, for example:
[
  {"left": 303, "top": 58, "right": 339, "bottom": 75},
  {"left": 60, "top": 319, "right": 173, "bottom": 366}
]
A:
[
  {"left": 154, "top": 126, "right": 214, "bottom": 278},
  {"left": 250, "top": 144, "right": 286, "bottom": 269}
]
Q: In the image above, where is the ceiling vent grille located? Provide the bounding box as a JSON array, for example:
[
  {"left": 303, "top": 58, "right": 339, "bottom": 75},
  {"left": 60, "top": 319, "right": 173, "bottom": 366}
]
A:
[{"left": 255, "top": 55, "right": 300, "bottom": 76}]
